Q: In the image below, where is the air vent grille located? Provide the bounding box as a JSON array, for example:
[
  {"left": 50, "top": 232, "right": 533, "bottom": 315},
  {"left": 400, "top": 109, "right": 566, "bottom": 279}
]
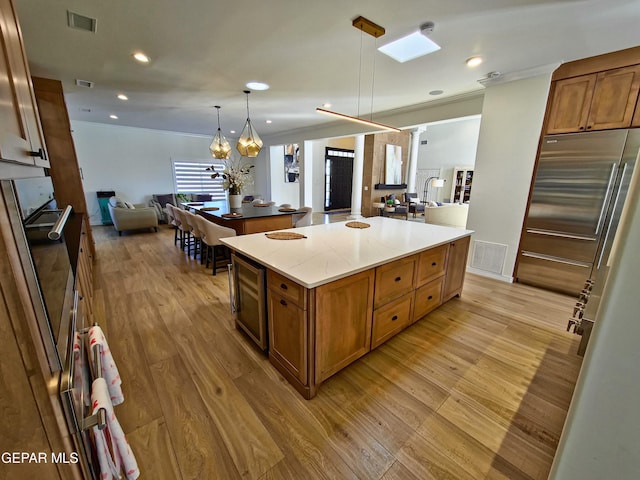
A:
[
  {"left": 75, "top": 79, "right": 94, "bottom": 88},
  {"left": 471, "top": 240, "right": 507, "bottom": 275},
  {"left": 67, "top": 11, "right": 97, "bottom": 33}
]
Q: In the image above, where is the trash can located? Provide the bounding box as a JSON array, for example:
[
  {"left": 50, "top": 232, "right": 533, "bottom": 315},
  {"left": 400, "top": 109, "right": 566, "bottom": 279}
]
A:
[{"left": 97, "top": 190, "right": 115, "bottom": 225}]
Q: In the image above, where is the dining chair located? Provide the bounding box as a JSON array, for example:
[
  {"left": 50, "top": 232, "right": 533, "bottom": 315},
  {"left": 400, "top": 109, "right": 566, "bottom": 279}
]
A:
[
  {"left": 183, "top": 211, "right": 204, "bottom": 260},
  {"left": 172, "top": 207, "right": 192, "bottom": 252},
  {"left": 194, "top": 215, "right": 237, "bottom": 275},
  {"left": 165, "top": 204, "right": 181, "bottom": 246},
  {"left": 293, "top": 206, "right": 313, "bottom": 227}
]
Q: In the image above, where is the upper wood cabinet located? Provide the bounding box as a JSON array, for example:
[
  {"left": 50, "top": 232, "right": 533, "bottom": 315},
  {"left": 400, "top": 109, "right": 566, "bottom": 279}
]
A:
[
  {"left": 633, "top": 92, "right": 640, "bottom": 127},
  {"left": 546, "top": 64, "right": 640, "bottom": 134},
  {"left": 0, "top": 0, "right": 48, "bottom": 167}
]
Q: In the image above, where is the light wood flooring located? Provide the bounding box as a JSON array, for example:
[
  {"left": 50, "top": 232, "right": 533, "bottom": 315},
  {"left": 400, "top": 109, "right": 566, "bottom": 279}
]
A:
[{"left": 92, "top": 224, "right": 583, "bottom": 480}]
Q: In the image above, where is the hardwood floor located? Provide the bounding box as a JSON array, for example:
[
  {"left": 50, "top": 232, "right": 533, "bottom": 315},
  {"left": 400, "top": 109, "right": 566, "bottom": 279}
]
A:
[{"left": 92, "top": 224, "right": 582, "bottom": 480}]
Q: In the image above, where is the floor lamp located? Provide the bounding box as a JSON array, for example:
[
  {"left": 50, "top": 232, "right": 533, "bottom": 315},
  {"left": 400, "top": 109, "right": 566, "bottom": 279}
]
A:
[{"left": 423, "top": 177, "right": 445, "bottom": 203}]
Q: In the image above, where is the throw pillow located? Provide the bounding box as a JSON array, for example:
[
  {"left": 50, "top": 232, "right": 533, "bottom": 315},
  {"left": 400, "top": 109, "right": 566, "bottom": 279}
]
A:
[{"left": 124, "top": 201, "right": 135, "bottom": 209}]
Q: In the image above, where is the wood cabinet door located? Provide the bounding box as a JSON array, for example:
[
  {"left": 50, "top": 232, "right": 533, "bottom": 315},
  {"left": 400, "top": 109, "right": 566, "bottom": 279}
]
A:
[
  {"left": 587, "top": 64, "right": 640, "bottom": 131},
  {"left": 315, "top": 269, "right": 374, "bottom": 383},
  {"left": 0, "top": 0, "right": 47, "bottom": 165},
  {"left": 633, "top": 93, "right": 640, "bottom": 127},
  {"left": 268, "top": 290, "right": 308, "bottom": 384},
  {"left": 443, "top": 236, "right": 471, "bottom": 301},
  {"left": 546, "top": 74, "right": 596, "bottom": 134}
]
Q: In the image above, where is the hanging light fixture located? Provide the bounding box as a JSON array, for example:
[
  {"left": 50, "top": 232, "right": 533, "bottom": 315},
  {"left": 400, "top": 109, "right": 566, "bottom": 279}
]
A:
[
  {"left": 236, "top": 90, "right": 263, "bottom": 157},
  {"left": 315, "top": 16, "right": 400, "bottom": 132},
  {"left": 209, "top": 105, "right": 232, "bottom": 159}
]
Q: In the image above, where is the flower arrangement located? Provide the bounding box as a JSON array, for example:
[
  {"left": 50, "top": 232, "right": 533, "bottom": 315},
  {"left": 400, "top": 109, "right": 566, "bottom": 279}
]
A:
[{"left": 207, "top": 156, "right": 254, "bottom": 195}]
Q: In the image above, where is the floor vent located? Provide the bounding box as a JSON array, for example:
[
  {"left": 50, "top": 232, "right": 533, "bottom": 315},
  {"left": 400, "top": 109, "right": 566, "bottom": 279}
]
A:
[
  {"left": 471, "top": 240, "right": 507, "bottom": 275},
  {"left": 67, "top": 11, "right": 97, "bottom": 33}
]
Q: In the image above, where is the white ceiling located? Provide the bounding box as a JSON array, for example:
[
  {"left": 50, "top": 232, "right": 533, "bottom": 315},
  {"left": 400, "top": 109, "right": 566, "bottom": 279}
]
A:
[{"left": 15, "top": 0, "right": 640, "bottom": 140}]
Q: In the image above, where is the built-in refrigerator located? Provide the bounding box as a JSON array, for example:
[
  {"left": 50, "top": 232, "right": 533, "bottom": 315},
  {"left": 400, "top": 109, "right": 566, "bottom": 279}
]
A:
[{"left": 517, "top": 129, "right": 639, "bottom": 298}]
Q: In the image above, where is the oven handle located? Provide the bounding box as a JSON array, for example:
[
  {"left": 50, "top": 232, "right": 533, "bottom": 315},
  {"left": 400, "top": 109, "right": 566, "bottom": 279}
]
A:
[{"left": 48, "top": 205, "right": 74, "bottom": 240}]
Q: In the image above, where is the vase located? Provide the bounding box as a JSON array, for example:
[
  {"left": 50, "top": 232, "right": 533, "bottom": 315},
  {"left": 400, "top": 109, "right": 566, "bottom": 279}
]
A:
[{"left": 228, "top": 194, "right": 242, "bottom": 209}]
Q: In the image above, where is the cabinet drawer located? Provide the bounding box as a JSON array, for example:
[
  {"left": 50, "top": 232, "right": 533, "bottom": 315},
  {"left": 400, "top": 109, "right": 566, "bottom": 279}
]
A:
[
  {"left": 374, "top": 255, "right": 417, "bottom": 308},
  {"left": 372, "top": 292, "right": 413, "bottom": 349},
  {"left": 416, "top": 244, "right": 448, "bottom": 286},
  {"left": 413, "top": 277, "right": 444, "bottom": 322},
  {"left": 267, "top": 269, "right": 307, "bottom": 309}
]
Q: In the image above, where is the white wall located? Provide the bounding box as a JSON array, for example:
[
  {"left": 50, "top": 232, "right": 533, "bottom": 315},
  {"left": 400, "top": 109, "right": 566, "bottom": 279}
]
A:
[
  {"left": 466, "top": 74, "right": 551, "bottom": 280},
  {"left": 417, "top": 116, "right": 481, "bottom": 203},
  {"left": 549, "top": 151, "right": 640, "bottom": 479},
  {"left": 72, "top": 121, "right": 227, "bottom": 224}
]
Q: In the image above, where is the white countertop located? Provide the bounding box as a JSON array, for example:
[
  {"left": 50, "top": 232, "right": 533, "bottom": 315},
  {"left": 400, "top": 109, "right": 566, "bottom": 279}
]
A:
[{"left": 222, "top": 216, "right": 473, "bottom": 288}]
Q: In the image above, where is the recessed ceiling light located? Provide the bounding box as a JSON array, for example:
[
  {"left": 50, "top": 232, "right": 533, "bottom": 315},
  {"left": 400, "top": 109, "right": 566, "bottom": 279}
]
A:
[
  {"left": 466, "top": 56, "right": 483, "bottom": 67},
  {"left": 109, "top": 114, "right": 118, "bottom": 119},
  {"left": 117, "top": 94, "right": 128, "bottom": 101},
  {"left": 378, "top": 23, "right": 440, "bottom": 63},
  {"left": 132, "top": 52, "right": 150, "bottom": 63},
  {"left": 322, "top": 103, "right": 332, "bottom": 109},
  {"left": 429, "top": 90, "right": 444, "bottom": 96},
  {"left": 246, "top": 81, "right": 269, "bottom": 91},
  {"left": 266, "top": 120, "right": 272, "bottom": 124},
  {"left": 230, "top": 130, "right": 236, "bottom": 134}
]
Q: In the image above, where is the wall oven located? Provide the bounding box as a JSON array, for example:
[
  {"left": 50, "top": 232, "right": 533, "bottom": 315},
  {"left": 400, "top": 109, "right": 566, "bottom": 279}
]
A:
[{"left": 0, "top": 176, "right": 76, "bottom": 372}]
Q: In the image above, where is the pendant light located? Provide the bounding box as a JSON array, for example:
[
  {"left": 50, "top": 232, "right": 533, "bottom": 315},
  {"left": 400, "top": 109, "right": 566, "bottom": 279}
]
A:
[
  {"left": 209, "top": 106, "right": 232, "bottom": 159},
  {"left": 315, "top": 16, "right": 400, "bottom": 132},
  {"left": 236, "top": 90, "right": 263, "bottom": 157}
]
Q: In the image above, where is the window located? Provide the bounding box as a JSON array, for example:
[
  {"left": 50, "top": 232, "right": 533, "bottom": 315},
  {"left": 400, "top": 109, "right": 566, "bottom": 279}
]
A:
[{"left": 172, "top": 160, "right": 226, "bottom": 200}]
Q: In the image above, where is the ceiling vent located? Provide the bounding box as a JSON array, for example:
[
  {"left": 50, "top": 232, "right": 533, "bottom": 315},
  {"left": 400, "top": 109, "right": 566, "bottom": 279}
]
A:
[
  {"left": 75, "top": 79, "right": 94, "bottom": 88},
  {"left": 67, "top": 11, "right": 97, "bottom": 33}
]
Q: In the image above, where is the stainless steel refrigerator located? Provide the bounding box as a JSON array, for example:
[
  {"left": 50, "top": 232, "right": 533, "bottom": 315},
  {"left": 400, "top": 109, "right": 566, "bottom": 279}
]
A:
[{"left": 517, "top": 129, "right": 639, "bottom": 297}]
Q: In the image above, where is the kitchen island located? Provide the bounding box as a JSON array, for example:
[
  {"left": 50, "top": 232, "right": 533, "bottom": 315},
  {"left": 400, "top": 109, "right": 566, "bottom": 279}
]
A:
[{"left": 222, "top": 217, "right": 473, "bottom": 399}]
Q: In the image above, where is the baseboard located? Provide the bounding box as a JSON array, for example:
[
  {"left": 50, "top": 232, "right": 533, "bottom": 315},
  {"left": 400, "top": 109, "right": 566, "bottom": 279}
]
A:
[{"left": 466, "top": 266, "right": 513, "bottom": 283}]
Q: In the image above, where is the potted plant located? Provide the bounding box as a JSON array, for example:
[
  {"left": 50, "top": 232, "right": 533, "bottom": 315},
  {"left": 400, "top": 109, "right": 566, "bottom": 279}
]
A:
[{"left": 207, "top": 156, "right": 254, "bottom": 208}]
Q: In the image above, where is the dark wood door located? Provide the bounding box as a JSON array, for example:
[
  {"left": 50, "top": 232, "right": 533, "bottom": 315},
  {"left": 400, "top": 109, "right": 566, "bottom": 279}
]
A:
[{"left": 324, "top": 147, "right": 354, "bottom": 211}]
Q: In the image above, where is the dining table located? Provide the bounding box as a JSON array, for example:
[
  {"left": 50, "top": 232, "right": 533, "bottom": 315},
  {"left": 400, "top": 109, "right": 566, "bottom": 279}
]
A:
[{"left": 183, "top": 200, "right": 300, "bottom": 235}]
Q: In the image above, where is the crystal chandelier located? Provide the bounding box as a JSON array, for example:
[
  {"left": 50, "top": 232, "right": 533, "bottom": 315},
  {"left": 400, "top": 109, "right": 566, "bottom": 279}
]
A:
[
  {"left": 236, "top": 90, "right": 263, "bottom": 157},
  {"left": 209, "top": 106, "right": 232, "bottom": 159}
]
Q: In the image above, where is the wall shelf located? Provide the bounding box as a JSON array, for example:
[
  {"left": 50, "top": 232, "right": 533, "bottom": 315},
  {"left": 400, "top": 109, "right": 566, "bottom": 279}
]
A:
[{"left": 374, "top": 183, "right": 407, "bottom": 190}]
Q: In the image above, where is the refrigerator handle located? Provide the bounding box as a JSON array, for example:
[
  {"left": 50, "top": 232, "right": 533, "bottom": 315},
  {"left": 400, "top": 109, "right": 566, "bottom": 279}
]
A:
[
  {"left": 227, "top": 263, "right": 236, "bottom": 314},
  {"left": 597, "top": 163, "right": 627, "bottom": 270},
  {"left": 595, "top": 163, "right": 618, "bottom": 235}
]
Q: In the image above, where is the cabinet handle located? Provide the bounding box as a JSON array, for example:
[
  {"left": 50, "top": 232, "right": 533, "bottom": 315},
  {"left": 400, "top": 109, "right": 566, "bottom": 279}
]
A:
[
  {"left": 280, "top": 283, "right": 288, "bottom": 290},
  {"left": 428, "top": 295, "right": 433, "bottom": 300},
  {"left": 391, "top": 315, "right": 398, "bottom": 321},
  {"left": 395, "top": 276, "right": 401, "bottom": 282},
  {"left": 579, "top": 126, "right": 585, "bottom": 130},
  {"left": 280, "top": 299, "right": 288, "bottom": 306},
  {"left": 28, "top": 148, "right": 47, "bottom": 159},
  {"left": 586, "top": 125, "right": 592, "bottom": 129},
  {"left": 431, "top": 262, "right": 437, "bottom": 266}
]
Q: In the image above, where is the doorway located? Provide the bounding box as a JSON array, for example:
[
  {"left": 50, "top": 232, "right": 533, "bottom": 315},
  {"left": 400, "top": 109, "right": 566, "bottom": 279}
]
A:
[{"left": 324, "top": 147, "right": 354, "bottom": 211}]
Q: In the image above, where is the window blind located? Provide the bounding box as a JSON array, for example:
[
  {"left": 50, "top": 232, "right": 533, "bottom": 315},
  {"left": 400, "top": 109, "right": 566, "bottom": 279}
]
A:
[{"left": 172, "top": 161, "right": 226, "bottom": 200}]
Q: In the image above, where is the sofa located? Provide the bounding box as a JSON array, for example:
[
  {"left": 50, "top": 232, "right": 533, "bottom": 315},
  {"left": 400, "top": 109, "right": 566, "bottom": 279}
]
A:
[
  {"left": 424, "top": 203, "right": 469, "bottom": 228},
  {"left": 108, "top": 196, "right": 158, "bottom": 235}
]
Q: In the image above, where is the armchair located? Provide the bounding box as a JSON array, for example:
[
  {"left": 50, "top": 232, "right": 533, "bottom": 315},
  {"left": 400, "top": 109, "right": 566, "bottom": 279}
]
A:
[
  {"left": 404, "top": 192, "right": 425, "bottom": 218},
  {"left": 108, "top": 196, "right": 158, "bottom": 236}
]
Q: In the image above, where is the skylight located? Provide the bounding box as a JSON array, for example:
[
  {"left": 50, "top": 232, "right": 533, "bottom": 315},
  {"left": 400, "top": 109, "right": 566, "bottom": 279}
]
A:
[{"left": 378, "top": 31, "right": 441, "bottom": 63}]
